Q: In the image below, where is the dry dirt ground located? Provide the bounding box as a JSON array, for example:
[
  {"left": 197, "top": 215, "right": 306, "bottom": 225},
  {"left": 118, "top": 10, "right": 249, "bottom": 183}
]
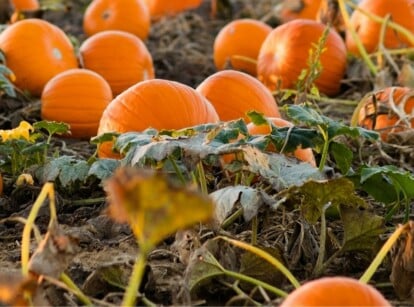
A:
[{"left": 0, "top": 0, "right": 413, "bottom": 306}]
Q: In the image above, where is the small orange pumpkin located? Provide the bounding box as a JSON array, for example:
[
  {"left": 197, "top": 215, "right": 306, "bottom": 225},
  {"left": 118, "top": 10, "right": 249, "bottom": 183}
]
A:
[
  {"left": 278, "top": 0, "right": 322, "bottom": 23},
  {"left": 213, "top": 19, "right": 272, "bottom": 75},
  {"left": 280, "top": 277, "right": 390, "bottom": 306},
  {"left": 83, "top": 0, "right": 150, "bottom": 40},
  {"left": 41, "top": 68, "right": 113, "bottom": 139},
  {"left": 143, "top": 0, "right": 203, "bottom": 20},
  {"left": 0, "top": 19, "right": 78, "bottom": 96},
  {"left": 257, "top": 19, "right": 347, "bottom": 96},
  {"left": 356, "top": 86, "right": 414, "bottom": 141},
  {"left": 346, "top": 0, "right": 414, "bottom": 56},
  {"left": 97, "top": 79, "right": 219, "bottom": 158},
  {"left": 10, "top": 0, "right": 39, "bottom": 11},
  {"left": 79, "top": 30, "right": 155, "bottom": 96},
  {"left": 247, "top": 117, "right": 316, "bottom": 166},
  {"left": 196, "top": 70, "right": 280, "bottom": 122}
]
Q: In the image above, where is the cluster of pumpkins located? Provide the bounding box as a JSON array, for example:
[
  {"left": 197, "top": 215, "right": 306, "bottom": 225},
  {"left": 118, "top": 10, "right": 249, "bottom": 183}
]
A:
[{"left": 1, "top": 0, "right": 414, "bottom": 162}]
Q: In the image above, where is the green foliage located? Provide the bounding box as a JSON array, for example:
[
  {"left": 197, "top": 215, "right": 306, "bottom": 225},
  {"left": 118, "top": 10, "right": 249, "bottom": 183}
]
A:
[{"left": 0, "top": 50, "right": 16, "bottom": 98}]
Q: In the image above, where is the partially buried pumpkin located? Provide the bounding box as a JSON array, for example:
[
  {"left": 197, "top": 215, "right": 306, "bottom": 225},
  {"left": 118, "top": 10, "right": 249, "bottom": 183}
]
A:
[
  {"left": 83, "top": 0, "right": 150, "bottom": 40},
  {"left": 0, "top": 19, "right": 78, "bottom": 96},
  {"left": 41, "top": 68, "right": 113, "bottom": 139},
  {"left": 280, "top": 276, "right": 390, "bottom": 306},
  {"left": 97, "top": 79, "right": 219, "bottom": 158},
  {"left": 196, "top": 70, "right": 280, "bottom": 123},
  {"left": 79, "top": 30, "right": 155, "bottom": 96},
  {"left": 355, "top": 86, "right": 414, "bottom": 141},
  {"left": 143, "top": 0, "right": 203, "bottom": 20},
  {"left": 257, "top": 19, "right": 347, "bottom": 96},
  {"left": 213, "top": 19, "right": 272, "bottom": 75}
]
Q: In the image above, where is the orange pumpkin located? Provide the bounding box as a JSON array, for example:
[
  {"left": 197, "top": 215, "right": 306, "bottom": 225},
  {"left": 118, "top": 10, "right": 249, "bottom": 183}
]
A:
[
  {"left": 356, "top": 86, "right": 414, "bottom": 141},
  {"left": 316, "top": 0, "right": 346, "bottom": 33},
  {"left": 0, "top": 19, "right": 78, "bottom": 96},
  {"left": 346, "top": 0, "right": 414, "bottom": 56},
  {"left": 143, "top": 0, "right": 203, "bottom": 20},
  {"left": 41, "top": 68, "right": 113, "bottom": 139},
  {"left": 257, "top": 19, "right": 347, "bottom": 96},
  {"left": 247, "top": 117, "right": 316, "bottom": 166},
  {"left": 10, "top": 0, "right": 39, "bottom": 11},
  {"left": 79, "top": 30, "right": 155, "bottom": 96},
  {"left": 83, "top": 0, "right": 150, "bottom": 40},
  {"left": 278, "top": 0, "right": 322, "bottom": 23},
  {"left": 196, "top": 70, "right": 280, "bottom": 122},
  {"left": 97, "top": 79, "right": 219, "bottom": 158},
  {"left": 213, "top": 19, "right": 272, "bottom": 75},
  {"left": 280, "top": 277, "right": 390, "bottom": 306}
]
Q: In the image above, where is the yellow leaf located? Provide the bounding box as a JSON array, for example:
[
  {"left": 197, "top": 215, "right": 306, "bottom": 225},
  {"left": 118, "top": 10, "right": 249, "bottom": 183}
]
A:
[{"left": 104, "top": 167, "right": 214, "bottom": 247}]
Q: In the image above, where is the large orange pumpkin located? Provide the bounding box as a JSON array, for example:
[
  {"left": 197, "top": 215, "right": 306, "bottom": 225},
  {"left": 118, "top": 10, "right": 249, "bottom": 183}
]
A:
[
  {"left": 213, "top": 19, "right": 272, "bottom": 76},
  {"left": 10, "top": 0, "right": 39, "bottom": 11},
  {"left": 280, "top": 277, "right": 390, "bottom": 306},
  {"left": 247, "top": 117, "right": 316, "bottom": 167},
  {"left": 0, "top": 19, "right": 78, "bottom": 96},
  {"left": 356, "top": 86, "right": 414, "bottom": 141},
  {"left": 196, "top": 70, "right": 280, "bottom": 122},
  {"left": 143, "top": 0, "right": 203, "bottom": 20},
  {"left": 41, "top": 68, "right": 113, "bottom": 139},
  {"left": 278, "top": 0, "right": 322, "bottom": 23},
  {"left": 97, "top": 79, "right": 219, "bottom": 158},
  {"left": 79, "top": 30, "right": 155, "bottom": 96},
  {"left": 83, "top": 0, "right": 150, "bottom": 40},
  {"left": 346, "top": 0, "right": 414, "bottom": 56},
  {"left": 257, "top": 19, "right": 347, "bottom": 96}
]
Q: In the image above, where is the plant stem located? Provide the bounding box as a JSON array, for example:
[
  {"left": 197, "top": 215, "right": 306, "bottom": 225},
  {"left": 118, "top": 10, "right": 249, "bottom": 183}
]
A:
[
  {"left": 122, "top": 246, "right": 150, "bottom": 307},
  {"left": 60, "top": 273, "right": 93, "bottom": 306},
  {"left": 168, "top": 155, "right": 186, "bottom": 185},
  {"left": 313, "top": 203, "right": 330, "bottom": 276},
  {"left": 317, "top": 126, "right": 330, "bottom": 172},
  {"left": 277, "top": 89, "right": 359, "bottom": 106},
  {"left": 359, "top": 224, "right": 406, "bottom": 284},
  {"left": 221, "top": 208, "right": 244, "bottom": 229},
  {"left": 197, "top": 161, "right": 208, "bottom": 195},
  {"left": 251, "top": 215, "right": 258, "bottom": 245}
]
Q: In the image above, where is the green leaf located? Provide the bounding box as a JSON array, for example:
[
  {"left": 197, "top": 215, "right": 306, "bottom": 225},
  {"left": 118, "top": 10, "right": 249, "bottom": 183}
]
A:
[
  {"left": 37, "top": 156, "right": 89, "bottom": 186},
  {"left": 90, "top": 131, "right": 120, "bottom": 145},
  {"left": 277, "top": 177, "right": 367, "bottom": 224},
  {"left": 284, "top": 104, "right": 325, "bottom": 126},
  {"left": 88, "top": 159, "right": 120, "bottom": 181},
  {"left": 247, "top": 111, "right": 268, "bottom": 126},
  {"left": 267, "top": 126, "right": 318, "bottom": 151},
  {"left": 330, "top": 141, "right": 353, "bottom": 174},
  {"left": 340, "top": 206, "right": 385, "bottom": 252},
  {"left": 33, "top": 121, "right": 70, "bottom": 136}
]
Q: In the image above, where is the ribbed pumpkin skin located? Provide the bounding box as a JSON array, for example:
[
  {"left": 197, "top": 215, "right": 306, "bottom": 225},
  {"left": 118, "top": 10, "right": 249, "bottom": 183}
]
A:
[
  {"left": 196, "top": 70, "right": 280, "bottom": 122},
  {"left": 280, "top": 277, "right": 390, "bottom": 306},
  {"left": 11, "top": 0, "right": 39, "bottom": 11},
  {"left": 357, "top": 87, "right": 414, "bottom": 141},
  {"left": 97, "top": 79, "right": 219, "bottom": 158},
  {"left": 278, "top": 0, "right": 322, "bottom": 23},
  {"left": 83, "top": 0, "right": 150, "bottom": 40},
  {"left": 213, "top": 19, "right": 272, "bottom": 75},
  {"left": 143, "top": 0, "right": 203, "bottom": 19},
  {"left": 0, "top": 19, "right": 78, "bottom": 96},
  {"left": 257, "top": 19, "right": 347, "bottom": 96},
  {"left": 41, "top": 69, "right": 113, "bottom": 139},
  {"left": 79, "top": 30, "right": 155, "bottom": 96},
  {"left": 247, "top": 117, "right": 316, "bottom": 167},
  {"left": 346, "top": 0, "right": 414, "bottom": 56}
]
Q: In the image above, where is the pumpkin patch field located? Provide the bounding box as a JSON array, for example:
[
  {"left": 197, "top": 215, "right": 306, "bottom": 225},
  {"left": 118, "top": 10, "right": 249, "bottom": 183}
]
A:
[{"left": 2, "top": 0, "right": 414, "bottom": 305}]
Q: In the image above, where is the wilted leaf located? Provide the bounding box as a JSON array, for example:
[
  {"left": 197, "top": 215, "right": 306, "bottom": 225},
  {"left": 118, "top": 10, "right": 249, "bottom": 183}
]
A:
[
  {"left": 340, "top": 206, "right": 385, "bottom": 252},
  {"left": 330, "top": 141, "right": 353, "bottom": 174},
  {"left": 104, "top": 167, "right": 214, "bottom": 247},
  {"left": 277, "top": 177, "right": 366, "bottom": 224},
  {"left": 209, "top": 185, "right": 274, "bottom": 225}
]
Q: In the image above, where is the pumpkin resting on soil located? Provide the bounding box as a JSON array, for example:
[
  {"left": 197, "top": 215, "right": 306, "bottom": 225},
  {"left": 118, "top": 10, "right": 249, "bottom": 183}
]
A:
[
  {"left": 196, "top": 70, "right": 280, "bottom": 122},
  {"left": 257, "top": 19, "right": 347, "bottom": 96},
  {"left": 97, "top": 79, "right": 219, "bottom": 158},
  {"left": 247, "top": 117, "right": 316, "bottom": 167},
  {"left": 346, "top": 0, "right": 414, "bottom": 56},
  {"left": 356, "top": 86, "right": 414, "bottom": 141},
  {"left": 79, "top": 30, "right": 155, "bottom": 96},
  {"left": 213, "top": 19, "right": 272, "bottom": 75},
  {"left": 143, "top": 0, "right": 203, "bottom": 20},
  {"left": 41, "top": 68, "right": 113, "bottom": 139},
  {"left": 0, "top": 19, "right": 78, "bottom": 96},
  {"left": 83, "top": 0, "right": 150, "bottom": 40},
  {"left": 280, "top": 276, "right": 390, "bottom": 306}
]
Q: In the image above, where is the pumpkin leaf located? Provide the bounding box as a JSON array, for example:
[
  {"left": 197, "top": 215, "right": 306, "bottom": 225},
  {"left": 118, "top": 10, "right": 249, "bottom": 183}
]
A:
[
  {"left": 247, "top": 111, "right": 268, "bottom": 126},
  {"left": 88, "top": 159, "right": 120, "bottom": 181},
  {"left": 330, "top": 141, "right": 353, "bottom": 174},
  {"left": 33, "top": 121, "right": 70, "bottom": 137},
  {"left": 340, "top": 206, "right": 385, "bottom": 252},
  {"left": 90, "top": 132, "right": 120, "bottom": 145},
  {"left": 277, "top": 177, "right": 366, "bottom": 224},
  {"left": 209, "top": 185, "right": 274, "bottom": 225}
]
